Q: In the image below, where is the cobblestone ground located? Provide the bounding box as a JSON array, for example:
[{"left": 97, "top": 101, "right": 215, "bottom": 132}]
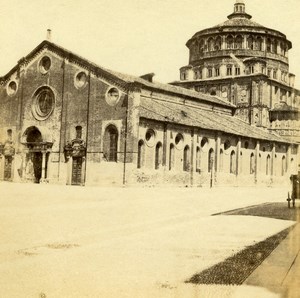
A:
[{"left": 0, "top": 182, "right": 294, "bottom": 298}]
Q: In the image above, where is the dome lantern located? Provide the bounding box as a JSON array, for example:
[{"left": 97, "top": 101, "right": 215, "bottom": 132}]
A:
[{"left": 228, "top": 0, "right": 252, "bottom": 20}]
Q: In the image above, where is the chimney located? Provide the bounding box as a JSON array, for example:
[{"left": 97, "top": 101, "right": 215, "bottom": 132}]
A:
[{"left": 47, "top": 29, "right": 52, "bottom": 41}]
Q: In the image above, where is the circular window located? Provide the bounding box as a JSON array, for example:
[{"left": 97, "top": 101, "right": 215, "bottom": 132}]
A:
[
  {"left": 39, "top": 56, "right": 51, "bottom": 74},
  {"left": 7, "top": 81, "right": 18, "bottom": 96},
  {"left": 105, "top": 87, "right": 120, "bottom": 106},
  {"left": 145, "top": 129, "right": 155, "bottom": 147},
  {"left": 224, "top": 140, "right": 231, "bottom": 150},
  {"left": 175, "top": 133, "right": 184, "bottom": 149},
  {"left": 75, "top": 72, "right": 87, "bottom": 89},
  {"left": 32, "top": 87, "right": 55, "bottom": 120},
  {"left": 200, "top": 137, "right": 209, "bottom": 152}
]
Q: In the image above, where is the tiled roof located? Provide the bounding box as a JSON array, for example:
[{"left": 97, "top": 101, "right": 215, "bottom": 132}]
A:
[
  {"left": 139, "top": 97, "right": 291, "bottom": 143},
  {"left": 101, "top": 68, "right": 235, "bottom": 108},
  {"left": 1, "top": 40, "right": 234, "bottom": 109},
  {"left": 214, "top": 18, "right": 265, "bottom": 29}
]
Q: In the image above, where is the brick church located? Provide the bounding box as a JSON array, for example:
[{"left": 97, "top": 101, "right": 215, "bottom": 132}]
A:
[{"left": 0, "top": 0, "right": 299, "bottom": 187}]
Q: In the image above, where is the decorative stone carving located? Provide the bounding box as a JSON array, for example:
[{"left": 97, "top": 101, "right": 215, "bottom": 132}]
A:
[{"left": 64, "top": 139, "right": 86, "bottom": 162}]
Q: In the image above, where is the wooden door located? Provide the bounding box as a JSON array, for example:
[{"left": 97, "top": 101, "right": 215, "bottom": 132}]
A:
[{"left": 72, "top": 157, "right": 82, "bottom": 185}]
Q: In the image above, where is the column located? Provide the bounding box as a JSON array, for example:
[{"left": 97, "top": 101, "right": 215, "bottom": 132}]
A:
[
  {"left": 40, "top": 151, "right": 47, "bottom": 183},
  {"left": 255, "top": 140, "right": 260, "bottom": 183}
]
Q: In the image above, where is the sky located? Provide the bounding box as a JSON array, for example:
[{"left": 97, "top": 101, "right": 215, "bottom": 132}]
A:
[{"left": 0, "top": 0, "right": 299, "bottom": 88}]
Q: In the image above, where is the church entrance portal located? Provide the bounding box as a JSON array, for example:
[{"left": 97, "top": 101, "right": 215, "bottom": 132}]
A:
[{"left": 22, "top": 126, "right": 52, "bottom": 183}]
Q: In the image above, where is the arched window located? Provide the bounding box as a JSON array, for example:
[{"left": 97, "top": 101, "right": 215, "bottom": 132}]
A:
[
  {"left": 235, "top": 35, "right": 243, "bottom": 49},
  {"left": 199, "top": 39, "right": 205, "bottom": 55},
  {"left": 103, "top": 125, "right": 118, "bottom": 162},
  {"left": 219, "top": 149, "right": 224, "bottom": 172},
  {"left": 274, "top": 40, "right": 278, "bottom": 54},
  {"left": 230, "top": 151, "right": 236, "bottom": 174},
  {"left": 281, "top": 156, "right": 286, "bottom": 176},
  {"left": 155, "top": 142, "right": 162, "bottom": 170},
  {"left": 169, "top": 144, "right": 175, "bottom": 170},
  {"left": 137, "top": 140, "right": 144, "bottom": 169},
  {"left": 183, "top": 146, "right": 190, "bottom": 172},
  {"left": 226, "top": 35, "right": 234, "bottom": 49},
  {"left": 207, "top": 37, "right": 214, "bottom": 51},
  {"left": 256, "top": 37, "right": 263, "bottom": 51},
  {"left": 247, "top": 36, "right": 254, "bottom": 50},
  {"left": 215, "top": 36, "right": 222, "bottom": 50},
  {"left": 250, "top": 153, "right": 255, "bottom": 174},
  {"left": 266, "top": 38, "right": 271, "bottom": 52},
  {"left": 239, "top": 152, "right": 243, "bottom": 174},
  {"left": 196, "top": 146, "right": 201, "bottom": 172},
  {"left": 271, "top": 40, "right": 276, "bottom": 53},
  {"left": 266, "top": 155, "right": 271, "bottom": 175},
  {"left": 208, "top": 148, "right": 214, "bottom": 172}
]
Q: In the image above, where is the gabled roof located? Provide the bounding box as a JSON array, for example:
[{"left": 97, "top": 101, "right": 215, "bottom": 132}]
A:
[
  {"left": 0, "top": 40, "right": 235, "bottom": 109},
  {"left": 139, "top": 96, "right": 292, "bottom": 144}
]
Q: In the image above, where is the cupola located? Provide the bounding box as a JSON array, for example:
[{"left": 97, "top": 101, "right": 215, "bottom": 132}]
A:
[{"left": 227, "top": 0, "right": 252, "bottom": 20}]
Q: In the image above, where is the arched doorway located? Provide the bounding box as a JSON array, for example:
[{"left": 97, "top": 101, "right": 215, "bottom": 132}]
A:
[{"left": 22, "top": 126, "right": 52, "bottom": 183}]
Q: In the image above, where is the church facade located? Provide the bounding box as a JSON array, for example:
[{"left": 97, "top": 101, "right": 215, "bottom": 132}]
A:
[{"left": 0, "top": 1, "right": 299, "bottom": 187}]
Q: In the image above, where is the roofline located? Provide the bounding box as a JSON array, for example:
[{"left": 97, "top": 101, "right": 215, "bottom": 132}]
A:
[
  {"left": 186, "top": 27, "right": 292, "bottom": 49},
  {"left": 130, "top": 81, "right": 236, "bottom": 110},
  {"left": 0, "top": 40, "right": 128, "bottom": 88},
  {"left": 139, "top": 116, "right": 296, "bottom": 145}
]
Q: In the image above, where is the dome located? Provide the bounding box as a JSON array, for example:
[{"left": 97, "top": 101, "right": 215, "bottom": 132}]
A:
[{"left": 187, "top": 0, "right": 290, "bottom": 47}]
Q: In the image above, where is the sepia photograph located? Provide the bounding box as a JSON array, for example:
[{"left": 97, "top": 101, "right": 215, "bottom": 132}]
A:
[{"left": 0, "top": 0, "right": 299, "bottom": 297}]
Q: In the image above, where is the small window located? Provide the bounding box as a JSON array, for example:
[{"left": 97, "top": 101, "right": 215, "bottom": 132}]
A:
[
  {"left": 230, "top": 151, "right": 236, "bottom": 174},
  {"left": 155, "top": 142, "right": 162, "bottom": 170},
  {"left": 145, "top": 129, "right": 155, "bottom": 146},
  {"left": 227, "top": 67, "right": 232, "bottom": 76},
  {"left": 175, "top": 133, "right": 184, "bottom": 149},
  {"left": 7, "top": 81, "right": 18, "bottom": 96},
  {"left": 106, "top": 87, "right": 120, "bottom": 106},
  {"left": 250, "top": 153, "right": 255, "bottom": 174},
  {"left": 137, "top": 140, "right": 144, "bottom": 169},
  {"left": 235, "top": 67, "right": 240, "bottom": 75},
  {"left": 215, "top": 68, "right": 220, "bottom": 77},
  {"left": 39, "top": 56, "right": 51, "bottom": 74},
  {"left": 75, "top": 72, "right": 87, "bottom": 89},
  {"left": 183, "top": 146, "right": 190, "bottom": 172},
  {"left": 169, "top": 144, "right": 175, "bottom": 170},
  {"left": 75, "top": 126, "right": 82, "bottom": 139},
  {"left": 208, "top": 68, "right": 213, "bottom": 78},
  {"left": 7, "top": 129, "right": 12, "bottom": 140},
  {"left": 208, "top": 148, "right": 214, "bottom": 172},
  {"left": 224, "top": 140, "right": 231, "bottom": 150},
  {"left": 201, "top": 137, "right": 208, "bottom": 148}
]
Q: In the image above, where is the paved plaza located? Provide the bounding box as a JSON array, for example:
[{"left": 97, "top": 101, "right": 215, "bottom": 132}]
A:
[{"left": 0, "top": 182, "right": 297, "bottom": 297}]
